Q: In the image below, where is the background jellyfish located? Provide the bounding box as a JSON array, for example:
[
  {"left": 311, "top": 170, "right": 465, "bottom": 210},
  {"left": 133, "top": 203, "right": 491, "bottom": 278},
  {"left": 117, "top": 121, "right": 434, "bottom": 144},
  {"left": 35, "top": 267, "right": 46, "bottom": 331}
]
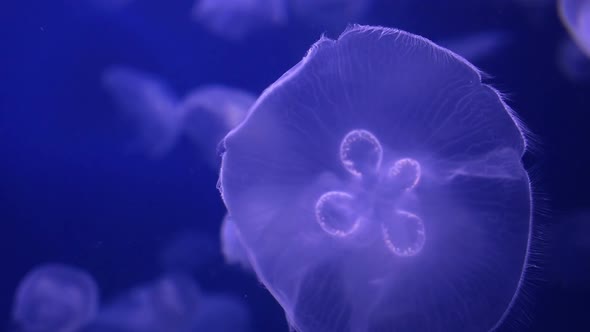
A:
[
  {"left": 102, "top": 67, "right": 180, "bottom": 157},
  {"left": 12, "top": 263, "right": 99, "bottom": 332},
  {"left": 179, "top": 85, "right": 256, "bottom": 167},
  {"left": 102, "top": 66, "right": 255, "bottom": 166},
  {"left": 439, "top": 30, "right": 511, "bottom": 65},
  {"left": 192, "top": 0, "right": 288, "bottom": 40},
  {"left": 557, "top": 38, "right": 590, "bottom": 81},
  {"left": 221, "top": 214, "right": 253, "bottom": 271},
  {"left": 559, "top": 0, "right": 590, "bottom": 58},
  {"left": 91, "top": 274, "right": 200, "bottom": 332},
  {"left": 219, "top": 25, "right": 532, "bottom": 332}
]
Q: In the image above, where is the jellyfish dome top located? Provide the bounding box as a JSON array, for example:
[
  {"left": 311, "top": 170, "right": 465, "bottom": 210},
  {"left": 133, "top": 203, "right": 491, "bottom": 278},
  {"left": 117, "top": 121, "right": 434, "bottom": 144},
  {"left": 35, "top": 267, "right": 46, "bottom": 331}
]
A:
[
  {"left": 219, "top": 25, "right": 532, "bottom": 332},
  {"left": 559, "top": 0, "right": 590, "bottom": 58},
  {"left": 95, "top": 274, "right": 200, "bottom": 332},
  {"left": 12, "top": 263, "right": 99, "bottom": 332}
]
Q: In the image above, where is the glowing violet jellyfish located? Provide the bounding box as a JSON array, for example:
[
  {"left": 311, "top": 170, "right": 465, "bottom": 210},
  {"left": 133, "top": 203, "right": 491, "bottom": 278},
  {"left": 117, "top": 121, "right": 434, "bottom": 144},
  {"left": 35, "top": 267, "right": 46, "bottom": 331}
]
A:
[
  {"left": 559, "top": 0, "right": 590, "bottom": 58},
  {"left": 102, "top": 66, "right": 255, "bottom": 165},
  {"left": 94, "top": 274, "right": 200, "bottom": 332},
  {"left": 221, "top": 214, "right": 253, "bottom": 271},
  {"left": 12, "top": 264, "right": 99, "bottom": 332},
  {"left": 193, "top": 0, "right": 288, "bottom": 40},
  {"left": 219, "top": 26, "right": 532, "bottom": 332}
]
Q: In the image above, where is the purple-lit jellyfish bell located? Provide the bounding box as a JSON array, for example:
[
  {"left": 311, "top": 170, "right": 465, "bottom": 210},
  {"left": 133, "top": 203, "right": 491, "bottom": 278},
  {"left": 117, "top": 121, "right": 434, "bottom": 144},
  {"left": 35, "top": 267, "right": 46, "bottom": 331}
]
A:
[
  {"left": 12, "top": 264, "right": 99, "bottom": 332},
  {"left": 559, "top": 0, "right": 590, "bottom": 58},
  {"left": 219, "top": 26, "right": 532, "bottom": 332}
]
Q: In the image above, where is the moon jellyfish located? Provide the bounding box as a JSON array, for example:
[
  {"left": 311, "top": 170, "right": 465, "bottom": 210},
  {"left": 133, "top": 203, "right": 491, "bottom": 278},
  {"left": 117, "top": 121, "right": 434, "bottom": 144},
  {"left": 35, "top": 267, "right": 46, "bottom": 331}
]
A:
[
  {"left": 192, "top": 0, "right": 288, "bottom": 40},
  {"left": 12, "top": 263, "right": 99, "bottom": 332},
  {"left": 440, "top": 31, "right": 510, "bottom": 65},
  {"left": 219, "top": 26, "right": 532, "bottom": 332},
  {"left": 221, "top": 214, "right": 253, "bottom": 271},
  {"left": 95, "top": 274, "right": 200, "bottom": 332},
  {"left": 101, "top": 67, "right": 180, "bottom": 157},
  {"left": 190, "top": 293, "right": 251, "bottom": 332},
  {"left": 559, "top": 0, "right": 590, "bottom": 58},
  {"left": 102, "top": 66, "right": 255, "bottom": 165},
  {"left": 557, "top": 38, "right": 590, "bottom": 81}
]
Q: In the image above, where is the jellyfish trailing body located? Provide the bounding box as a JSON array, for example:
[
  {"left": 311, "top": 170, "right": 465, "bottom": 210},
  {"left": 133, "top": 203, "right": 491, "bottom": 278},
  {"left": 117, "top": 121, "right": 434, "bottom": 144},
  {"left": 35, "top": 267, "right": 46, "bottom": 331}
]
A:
[
  {"left": 12, "top": 263, "right": 99, "bottom": 332},
  {"left": 219, "top": 25, "right": 532, "bottom": 332},
  {"left": 102, "top": 66, "right": 255, "bottom": 166},
  {"left": 221, "top": 214, "right": 253, "bottom": 271},
  {"left": 193, "top": 0, "right": 288, "bottom": 40},
  {"left": 101, "top": 67, "right": 181, "bottom": 157},
  {"left": 557, "top": 38, "right": 590, "bottom": 81},
  {"left": 180, "top": 85, "right": 256, "bottom": 167},
  {"left": 559, "top": 0, "right": 590, "bottom": 58},
  {"left": 439, "top": 30, "right": 510, "bottom": 65},
  {"left": 94, "top": 274, "right": 200, "bottom": 332}
]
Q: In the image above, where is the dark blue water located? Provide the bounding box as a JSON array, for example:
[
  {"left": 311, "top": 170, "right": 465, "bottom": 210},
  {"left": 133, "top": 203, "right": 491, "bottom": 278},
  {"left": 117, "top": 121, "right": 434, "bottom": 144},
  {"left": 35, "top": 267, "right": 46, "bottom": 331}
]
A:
[{"left": 1, "top": 1, "right": 589, "bottom": 331}]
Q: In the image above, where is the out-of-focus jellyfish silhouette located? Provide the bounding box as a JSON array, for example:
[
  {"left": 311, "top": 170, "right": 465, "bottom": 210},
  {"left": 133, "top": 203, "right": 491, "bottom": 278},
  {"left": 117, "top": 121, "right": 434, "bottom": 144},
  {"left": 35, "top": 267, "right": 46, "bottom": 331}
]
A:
[
  {"left": 12, "top": 263, "right": 99, "bottom": 332},
  {"left": 557, "top": 38, "right": 590, "bottom": 80},
  {"left": 221, "top": 214, "right": 253, "bottom": 271},
  {"left": 102, "top": 67, "right": 180, "bottom": 157},
  {"left": 102, "top": 66, "right": 255, "bottom": 165},
  {"left": 192, "top": 0, "right": 288, "bottom": 40},
  {"left": 180, "top": 86, "right": 256, "bottom": 167},
  {"left": 158, "top": 230, "right": 221, "bottom": 274},
  {"left": 289, "top": 0, "right": 373, "bottom": 32},
  {"left": 190, "top": 293, "right": 251, "bottom": 332},
  {"left": 440, "top": 30, "right": 510, "bottom": 65},
  {"left": 219, "top": 25, "right": 532, "bottom": 332},
  {"left": 559, "top": 0, "right": 590, "bottom": 58},
  {"left": 92, "top": 274, "right": 200, "bottom": 332}
]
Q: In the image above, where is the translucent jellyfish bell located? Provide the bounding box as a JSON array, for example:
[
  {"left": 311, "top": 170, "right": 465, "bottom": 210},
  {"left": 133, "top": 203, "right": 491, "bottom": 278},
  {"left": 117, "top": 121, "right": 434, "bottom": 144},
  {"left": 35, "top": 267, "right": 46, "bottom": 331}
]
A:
[
  {"left": 95, "top": 274, "right": 200, "bottom": 332},
  {"left": 559, "top": 0, "right": 590, "bottom": 58},
  {"left": 103, "top": 66, "right": 255, "bottom": 166},
  {"left": 220, "top": 26, "right": 532, "bottom": 332},
  {"left": 102, "top": 67, "right": 180, "bottom": 157},
  {"left": 12, "top": 263, "right": 99, "bottom": 332},
  {"left": 180, "top": 86, "right": 256, "bottom": 167},
  {"left": 439, "top": 30, "right": 510, "bottom": 64},
  {"left": 221, "top": 214, "right": 253, "bottom": 271},
  {"left": 193, "top": 0, "right": 288, "bottom": 40}
]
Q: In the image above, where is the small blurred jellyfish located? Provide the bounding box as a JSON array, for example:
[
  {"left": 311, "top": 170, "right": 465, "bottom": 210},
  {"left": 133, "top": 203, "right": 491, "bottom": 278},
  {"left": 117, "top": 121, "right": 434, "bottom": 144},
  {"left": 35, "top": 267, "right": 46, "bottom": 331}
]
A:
[
  {"left": 219, "top": 25, "right": 532, "bottom": 332},
  {"left": 102, "top": 66, "right": 255, "bottom": 166},
  {"left": 12, "top": 263, "right": 99, "bottom": 332},
  {"left": 93, "top": 274, "right": 200, "bottom": 332},
  {"left": 179, "top": 86, "right": 256, "bottom": 167},
  {"left": 289, "top": 0, "right": 373, "bottom": 33},
  {"left": 158, "top": 230, "right": 221, "bottom": 274},
  {"left": 557, "top": 38, "right": 590, "bottom": 80},
  {"left": 102, "top": 67, "right": 180, "bottom": 157},
  {"left": 190, "top": 293, "right": 251, "bottom": 332},
  {"left": 221, "top": 214, "right": 253, "bottom": 271},
  {"left": 559, "top": 0, "right": 590, "bottom": 58},
  {"left": 440, "top": 30, "right": 510, "bottom": 65},
  {"left": 192, "top": 0, "right": 288, "bottom": 40}
]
